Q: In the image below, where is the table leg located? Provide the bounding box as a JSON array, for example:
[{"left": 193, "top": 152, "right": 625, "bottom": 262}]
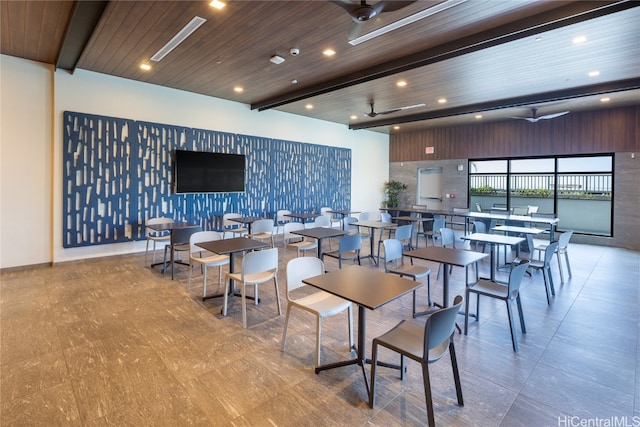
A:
[
  {"left": 369, "top": 228, "right": 378, "bottom": 265},
  {"left": 317, "top": 238, "right": 323, "bottom": 259},
  {"left": 490, "top": 244, "right": 496, "bottom": 282},
  {"left": 442, "top": 262, "right": 450, "bottom": 308}
]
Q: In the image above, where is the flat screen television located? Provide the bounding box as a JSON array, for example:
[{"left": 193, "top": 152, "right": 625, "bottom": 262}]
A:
[{"left": 173, "top": 150, "right": 246, "bottom": 193}]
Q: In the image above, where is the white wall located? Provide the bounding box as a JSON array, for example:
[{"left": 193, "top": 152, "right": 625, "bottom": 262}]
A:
[
  {"left": 0, "top": 55, "right": 389, "bottom": 268},
  {"left": 1, "top": 56, "right": 53, "bottom": 268}
]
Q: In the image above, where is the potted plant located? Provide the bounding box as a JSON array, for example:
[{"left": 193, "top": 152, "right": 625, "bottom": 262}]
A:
[{"left": 383, "top": 180, "right": 408, "bottom": 208}]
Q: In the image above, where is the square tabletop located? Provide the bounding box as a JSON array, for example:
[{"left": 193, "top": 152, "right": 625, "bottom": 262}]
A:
[
  {"left": 284, "top": 212, "right": 319, "bottom": 221},
  {"left": 289, "top": 227, "right": 346, "bottom": 240},
  {"left": 195, "top": 237, "right": 268, "bottom": 254},
  {"left": 352, "top": 220, "right": 397, "bottom": 229},
  {"left": 146, "top": 221, "right": 198, "bottom": 231},
  {"left": 227, "top": 216, "right": 263, "bottom": 225},
  {"left": 302, "top": 265, "right": 421, "bottom": 310},
  {"left": 392, "top": 216, "right": 434, "bottom": 222},
  {"left": 461, "top": 233, "right": 525, "bottom": 246},
  {"left": 405, "top": 246, "right": 488, "bottom": 267},
  {"left": 493, "top": 225, "right": 545, "bottom": 235},
  {"left": 327, "top": 209, "right": 360, "bottom": 216}
]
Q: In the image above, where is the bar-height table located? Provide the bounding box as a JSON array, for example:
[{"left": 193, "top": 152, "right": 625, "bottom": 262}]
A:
[
  {"left": 289, "top": 226, "right": 346, "bottom": 258},
  {"left": 352, "top": 220, "right": 397, "bottom": 265},
  {"left": 228, "top": 216, "right": 263, "bottom": 234},
  {"left": 461, "top": 233, "right": 524, "bottom": 282},
  {"left": 404, "top": 246, "right": 488, "bottom": 314},
  {"left": 302, "top": 266, "right": 422, "bottom": 399},
  {"left": 195, "top": 237, "right": 268, "bottom": 302}
]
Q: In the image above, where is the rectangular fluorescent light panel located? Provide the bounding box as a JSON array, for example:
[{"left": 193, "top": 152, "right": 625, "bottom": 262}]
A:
[
  {"left": 349, "top": 0, "right": 467, "bottom": 46},
  {"left": 151, "top": 16, "right": 207, "bottom": 62}
]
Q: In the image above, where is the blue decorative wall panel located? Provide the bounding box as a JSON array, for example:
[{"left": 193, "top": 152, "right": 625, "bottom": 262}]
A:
[{"left": 63, "top": 111, "right": 351, "bottom": 248}]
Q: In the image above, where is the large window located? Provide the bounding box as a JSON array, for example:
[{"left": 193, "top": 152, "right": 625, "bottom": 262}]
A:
[{"left": 469, "top": 155, "right": 613, "bottom": 236}]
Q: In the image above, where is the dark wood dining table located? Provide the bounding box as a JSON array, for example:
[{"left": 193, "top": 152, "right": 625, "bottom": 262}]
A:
[
  {"left": 289, "top": 226, "right": 346, "bottom": 258},
  {"left": 404, "top": 246, "right": 488, "bottom": 314},
  {"left": 195, "top": 237, "right": 268, "bottom": 302},
  {"left": 284, "top": 212, "right": 319, "bottom": 224},
  {"left": 145, "top": 221, "right": 199, "bottom": 271},
  {"left": 227, "top": 216, "right": 263, "bottom": 234},
  {"left": 352, "top": 220, "right": 397, "bottom": 265},
  {"left": 302, "top": 265, "right": 422, "bottom": 402},
  {"left": 327, "top": 209, "right": 361, "bottom": 229},
  {"left": 461, "top": 233, "right": 524, "bottom": 282}
]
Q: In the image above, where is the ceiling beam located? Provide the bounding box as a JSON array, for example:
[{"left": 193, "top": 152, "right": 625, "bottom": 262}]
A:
[
  {"left": 251, "top": 1, "right": 637, "bottom": 111},
  {"left": 55, "top": 0, "right": 108, "bottom": 71},
  {"left": 349, "top": 78, "right": 640, "bottom": 130}
]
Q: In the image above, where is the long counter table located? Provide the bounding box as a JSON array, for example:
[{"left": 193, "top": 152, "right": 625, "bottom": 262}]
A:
[{"left": 382, "top": 207, "right": 559, "bottom": 241}]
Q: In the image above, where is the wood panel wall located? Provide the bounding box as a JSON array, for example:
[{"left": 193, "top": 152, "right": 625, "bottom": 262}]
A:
[{"left": 390, "top": 106, "right": 639, "bottom": 161}]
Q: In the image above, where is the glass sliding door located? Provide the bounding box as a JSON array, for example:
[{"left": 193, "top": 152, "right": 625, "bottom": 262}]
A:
[
  {"left": 468, "top": 155, "right": 613, "bottom": 237},
  {"left": 469, "top": 160, "right": 507, "bottom": 213},
  {"left": 556, "top": 156, "right": 612, "bottom": 235},
  {"left": 509, "top": 158, "right": 554, "bottom": 215}
]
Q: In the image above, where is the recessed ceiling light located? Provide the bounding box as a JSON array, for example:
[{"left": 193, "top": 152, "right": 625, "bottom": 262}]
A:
[
  {"left": 438, "top": 98, "right": 447, "bottom": 104},
  {"left": 323, "top": 49, "right": 336, "bottom": 57},
  {"left": 305, "top": 104, "right": 313, "bottom": 110},
  {"left": 209, "top": 0, "right": 226, "bottom": 10},
  {"left": 140, "top": 63, "right": 151, "bottom": 71},
  {"left": 396, "top": 80, "right": 407, "bottom": 87},
  {"left": 600, "top": 97, "right": 610, "bottom": 102},
  {"left": 475, "top": 114, "right": 482, "bottom": 119},
  {"left": 393, "top": 126, "right": 400, "bottom": 130},
  {"left": 573, "top": 35, "right": 587, "bottom": 44},
  {"left": 291, "top": 79, "right": 298, "bottom": 84},
  {"left": 588, "top": 70, "right": 600, "bottom": 77},
  {"left": 233, "top": 86, "right": 243, "bottom": 93},
  {"left": 535, "top": 37, "right": 542, "bottom": 42},
  {"left": 350, "top": 115, "right": 358, "bottom": 120}
]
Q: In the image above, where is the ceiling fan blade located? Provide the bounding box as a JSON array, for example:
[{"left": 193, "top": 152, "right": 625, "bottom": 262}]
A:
[
  {"left": 348, "top": 20, "right": 364, "bottom": 40},
  {"left": 378, "top": 103, "right": 425, "bottom": 114},
  {"left": 330, "top": 0, "right": 361, "bottom": 15},
  {"left": 509, "top": 116, "right": 536, "bottom": 122},
  {"left": 376, "top": 0, "right": 418, "bottom": 13},
  {"left": 538, "top": 111, "right": 570, "bottom": 120},
  {"left": 377, "top": 108, "right": 401, "bottom": 115}
]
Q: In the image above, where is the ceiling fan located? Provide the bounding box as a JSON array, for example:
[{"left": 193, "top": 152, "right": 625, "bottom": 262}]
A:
[
  {"left": 331, "top": 0, "right": 418, "bottom": 40},
  {"left": 510, "top": 107, "right": 570, "bottom": 123},
  {"left": 364, "top": 101, "right": 425, "bottom": 118}
]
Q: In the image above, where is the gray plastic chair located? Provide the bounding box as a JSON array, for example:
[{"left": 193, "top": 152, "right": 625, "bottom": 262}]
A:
[
  {"left": 281, "top": 257, "right": 353, "bottom": 369},
  {"left": 223, "top": 247, "right": 281, "bottom": 329},
  {"left": 247, "top": 218, "right": 275, "bottom": 247},
  {"left": 188, "top": 231, "right": 230, "bottom": 298},
  {"left": 464, "top": 260, "right": 530, "bottom": 352},
  {"left": 163, "top": 225, "right": 201, "bottom": 280},
  {"left": 283, "top": 222, "right": 317, "bottom": 257},
  {"left": 145, "top": 217, "right": 173, "bottom": 264},
  {"left": 420, "top": 217, "right": 445, "bottom": 247},
  {"left": 382, "top": 238, "right": 431, "bottom": 316},
  {"left": 322, "top": 233, "right": 361, "bottom": 269},
  {"left": 534, "top": 231, "right": 573, "bottom": 283},
  {"left": 438, "top": 227, "right": 477, "bottom": 285},
  {"left": 516, "top": 241, "right": 559, "bottom": 304},
  {"left": 369, "top": 295, "right": 465, "bottom": 427}
]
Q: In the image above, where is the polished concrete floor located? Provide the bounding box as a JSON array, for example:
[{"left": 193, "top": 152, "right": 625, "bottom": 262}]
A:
[{"left": 1, "top": 233, "right": 638, "bottom": 426}]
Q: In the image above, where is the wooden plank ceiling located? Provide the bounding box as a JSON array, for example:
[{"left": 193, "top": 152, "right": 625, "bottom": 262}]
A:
[{"left": 2, "top": 0, "right": 639, "bottom": 134}]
